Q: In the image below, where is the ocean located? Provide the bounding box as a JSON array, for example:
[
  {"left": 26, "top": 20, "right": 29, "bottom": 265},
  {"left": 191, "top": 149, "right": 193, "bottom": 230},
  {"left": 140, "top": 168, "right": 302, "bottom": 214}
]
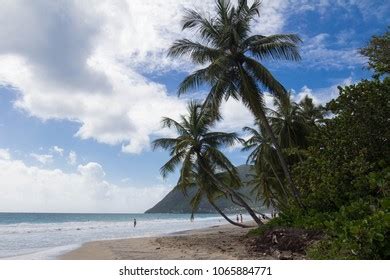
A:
[{"left": 0, "top": 212, "right": 230, "bottom": 260}]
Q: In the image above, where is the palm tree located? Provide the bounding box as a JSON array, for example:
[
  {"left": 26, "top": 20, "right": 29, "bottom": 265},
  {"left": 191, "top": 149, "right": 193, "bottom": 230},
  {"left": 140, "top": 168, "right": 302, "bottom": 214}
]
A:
[
  {"left": 268, "top": 92, "right": 309, "bottom": 150},
  {"left": 189, "top": 167, "right": 251, "bottom": 228},
  {"left": 297, "top": 95, "right": 325, "bottom": 127},
  {"left": 242, "top": 125, "right": 288, "bottom": 210},
  {"left": 153, "top": 101, "right": 263, "bottom": 226},
  {"left": 168, "top": 0, "right": 302, "bottom": 205},
  {"left": 243, "top": 95, "right": 324, "bottom": 209}
]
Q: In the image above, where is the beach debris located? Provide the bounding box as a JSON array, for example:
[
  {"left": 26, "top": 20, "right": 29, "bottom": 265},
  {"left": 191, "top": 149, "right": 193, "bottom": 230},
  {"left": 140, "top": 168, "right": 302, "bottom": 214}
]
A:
[
  {"left": 247, "top": 227, "right": 323, "bottom": 259},
  {"left": 271, "top": 234, "right": 278, "bottom": 244},
  {"left": 279, "top": 251, "right": 293, "bottom": 260}
]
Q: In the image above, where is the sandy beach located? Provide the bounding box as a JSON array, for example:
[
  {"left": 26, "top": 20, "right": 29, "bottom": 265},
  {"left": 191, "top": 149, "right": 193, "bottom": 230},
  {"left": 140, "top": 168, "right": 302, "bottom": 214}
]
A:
[{"left": 59, "top": 224, "right": 271, "bottom": 260}]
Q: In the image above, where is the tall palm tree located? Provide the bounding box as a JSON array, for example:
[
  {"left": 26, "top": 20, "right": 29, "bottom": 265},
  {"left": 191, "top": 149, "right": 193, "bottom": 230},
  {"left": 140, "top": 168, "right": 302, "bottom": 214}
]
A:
[
  {"left": 153, "top": 101, "right": 263, "bottom": 226},
  {"left": 168, "top": 0, "right": 302, "bottom": 205}
]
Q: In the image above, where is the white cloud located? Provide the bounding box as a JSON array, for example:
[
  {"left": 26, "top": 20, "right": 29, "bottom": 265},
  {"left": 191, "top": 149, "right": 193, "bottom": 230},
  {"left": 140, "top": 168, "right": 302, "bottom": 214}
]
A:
[
  {"left": 0, "top": 0, "right": 374, "bottom": 154},
  {"left": 121, "top": 177, "right": 132, "bottom": 184},
  {"left": 294, "top": 86, "right": 321, "bottom": 105},
  {"left": 285, "top": 0, "right": 389, "bottom": 20},
  {"left": 216, "top": 93, "right": 276, "bottom": 152},
  {"left": 77, "top": 162, "right": 106, "bottom": 182},
  {"left": 0, "top": 0, "right": 289, "bottom": 155},
  {"left": 295, "top": 77, "right": 354, "bottom": 105},
  {"left": 217, "top": 75, "right": 356, "bottom": 135},
  {"left": 0, "top": 149, "right": 11, "bottom": 160},
  {"left": 0, "top": 152, "right": 170, "bottom": 213},
  {"left": 30, "top": 153, "right": 53, "bottom": 165},
  {"left": 50, "top": 146, "right": 64, "bottom": 156},
  {"left": 217, "top": 99, "right": 255, "bottom": 133},
  {"left": 216, "top": 92, "right": 275, "bottom": 133},
  {"left": 301, "top": 34, "right": 365, "bottom": 70},
  {"left": 67, "top": 151, "right": 77, "bottom": 166}
]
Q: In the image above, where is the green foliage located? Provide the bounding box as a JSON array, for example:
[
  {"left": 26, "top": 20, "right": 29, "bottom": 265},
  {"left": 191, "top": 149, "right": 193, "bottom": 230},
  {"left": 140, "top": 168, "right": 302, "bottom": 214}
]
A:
[
  {"left": 169, "top": 0, "right": 302, "bottom": 205},
  {"left": 327, "top": 78, "right": 390, "bottom": 164},
  {"left": 153, "top": 101, "right": 239, "bottom": 197},
  {"left": 294, "top": 78, "right": 390, "bottom": 211},
  {"left": 247, "top": 218, "right": 283, "bottom": 237},
  {"left": 269, "top": 93, "right": 311, "bottom": 149},
  {"left": 153, "top": 101, "right": 264, "bottom": 226},
  {"left": 275, "top": 197, "right": 389, "bottom": 259},
  {"left": 157, "top": 5, "right": 390, "bottom": 258},
  {"left": 308, "top": 199, "right": 389, "bottom": 259},
  {"left": 243, "top": 93, "right": 324, "bottom": 210},
  {"left": 283, "top": 78, "right": 390, "bottom": 259},
  {"left": 243, "top": 124, "right": 287, "bottom": 209},
  {"left": 360, "top": 27, "right": 390, "bottom": 78}
]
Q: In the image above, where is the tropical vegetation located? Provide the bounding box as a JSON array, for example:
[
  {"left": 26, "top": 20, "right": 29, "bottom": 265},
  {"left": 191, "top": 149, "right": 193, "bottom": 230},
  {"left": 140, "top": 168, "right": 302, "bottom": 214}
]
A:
[
  {"left": 153, "top": 0, "right": 389, "bottom": 259},
  {"left": 167, "top": 0, "right": 303, "bottom": 205},
  {"left": 152, "top": 101, "right": 263, "bottom": 227}
]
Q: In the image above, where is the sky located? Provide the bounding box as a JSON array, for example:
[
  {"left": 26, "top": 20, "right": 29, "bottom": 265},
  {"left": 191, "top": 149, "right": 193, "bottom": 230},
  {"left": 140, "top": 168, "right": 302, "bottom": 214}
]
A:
[{"left": 0, "top": 0, "right": 388, "bottom": 213}]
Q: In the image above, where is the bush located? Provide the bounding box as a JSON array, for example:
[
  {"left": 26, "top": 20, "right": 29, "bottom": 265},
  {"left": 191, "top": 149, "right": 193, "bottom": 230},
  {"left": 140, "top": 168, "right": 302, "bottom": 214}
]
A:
[
  {"left": 281, "top": 78, "right": 390, "bottom": 259},
  {"left": 308, "top": 199, "right": 389, "bottom": 259}
]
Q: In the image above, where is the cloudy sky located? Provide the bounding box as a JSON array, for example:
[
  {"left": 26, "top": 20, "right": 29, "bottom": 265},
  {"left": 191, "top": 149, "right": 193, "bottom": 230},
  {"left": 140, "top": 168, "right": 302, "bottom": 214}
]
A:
[{"left": 0, "top": 0, "right": 388, "bottom": 213}]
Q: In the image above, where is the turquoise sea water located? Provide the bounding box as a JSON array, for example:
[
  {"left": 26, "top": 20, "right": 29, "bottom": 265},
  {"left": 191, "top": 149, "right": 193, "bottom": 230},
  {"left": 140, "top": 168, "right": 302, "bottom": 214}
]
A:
[{"left": 0, "top": 212, "right": 227, "bottom": 259}]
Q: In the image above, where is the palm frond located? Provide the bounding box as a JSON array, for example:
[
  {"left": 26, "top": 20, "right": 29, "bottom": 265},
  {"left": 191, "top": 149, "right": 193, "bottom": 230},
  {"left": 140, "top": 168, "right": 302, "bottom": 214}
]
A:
[
  {"left": 161, "top": 117, "right": 189, "bottom": 136},
  {"left": 181, "top": 9, "right": 220, "bottom": 43},
  {"left": 242, "top": 56, "right": 287, "bottom": 100},
  {"left": 237, "top": 64, "right": 265, "bottom": 119},
  {"left": 168, "top": 39, "right": 222, "bottom": 64},
  {"left": 176, "top": 152, "right": 195, "bottom": 195},
  {"left": 202, "top": 131, "right": 240, "bottom": 147},
  {"left": 216, "top": 0, "right": 232, "bottom": 26},
  {"left": 190, "top": 189, "right": 203, "bottom": 216},
  {"left": 234, "top": 0, "right": 261, "bottom": 38},
  {"left": 160, "top": 150, "right": 186, "bottom": 178},
  {"left": 151, "top": 138, "right": 179, "bottom": 151},
  {"left": 201, "top": 74, "right": 230, "bottom": 118},
  {"left": 206, "top": 147, "right": 241, "bottom": 187},
  {"left": 245, "top": 34, "right": 302, "bottom": 61}
]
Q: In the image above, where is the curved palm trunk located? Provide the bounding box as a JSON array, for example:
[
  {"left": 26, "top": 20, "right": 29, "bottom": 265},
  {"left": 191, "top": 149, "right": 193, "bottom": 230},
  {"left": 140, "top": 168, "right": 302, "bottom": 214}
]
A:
[
  {"left": 248, "top": 102, "right": 303, "bottom": 208},
  {"left": 209, "top": 201, "right": 252, "bottom": 228},
  {"left": 268, "top": 161, "right": 290, "bottom": 201},
  {"left": 197, "top": 158, "right": 264, "bottom": 226}
]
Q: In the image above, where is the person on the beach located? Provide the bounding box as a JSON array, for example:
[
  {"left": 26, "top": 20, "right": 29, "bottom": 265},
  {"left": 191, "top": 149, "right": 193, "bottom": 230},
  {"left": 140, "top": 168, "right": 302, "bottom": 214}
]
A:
[
  {"left": 240, "top": 214, "right": 243, "bottom": 223},
  {"left": 236, "top": 215, "right": 239, "bottom": 223},
  {"left": 133, "top": 218, "right": 137, "bottom": 227}
]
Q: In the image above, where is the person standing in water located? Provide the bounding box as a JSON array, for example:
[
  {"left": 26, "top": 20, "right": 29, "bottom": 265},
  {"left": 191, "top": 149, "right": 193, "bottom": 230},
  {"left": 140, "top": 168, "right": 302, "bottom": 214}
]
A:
[
  {"left": 236, "top": 215, "right": 239, "bottom": 223},
  {"left": 240, "top": 214, "right": 243, "bottom": 223},
  {"left": 133, "top": 218, "right": 137, "bottom": 228}
]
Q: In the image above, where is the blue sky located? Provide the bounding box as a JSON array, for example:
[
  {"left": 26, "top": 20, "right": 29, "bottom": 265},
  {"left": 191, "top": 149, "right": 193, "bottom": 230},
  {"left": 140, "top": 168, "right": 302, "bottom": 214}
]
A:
[{"left": 0, "top": 0, "right": 388, "bottom": 213}]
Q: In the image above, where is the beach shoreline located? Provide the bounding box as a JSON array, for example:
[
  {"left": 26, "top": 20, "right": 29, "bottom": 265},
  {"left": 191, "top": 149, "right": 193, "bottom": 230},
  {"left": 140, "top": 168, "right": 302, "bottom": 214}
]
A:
[{"left": 59, "top": 223, "right": 268, "bottom": 260}]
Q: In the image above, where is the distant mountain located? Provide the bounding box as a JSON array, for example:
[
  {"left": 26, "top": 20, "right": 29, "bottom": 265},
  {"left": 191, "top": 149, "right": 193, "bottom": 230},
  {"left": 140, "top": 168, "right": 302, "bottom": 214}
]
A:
[{"left": 145, "top": 165, "right": 267, "bottom": 214}]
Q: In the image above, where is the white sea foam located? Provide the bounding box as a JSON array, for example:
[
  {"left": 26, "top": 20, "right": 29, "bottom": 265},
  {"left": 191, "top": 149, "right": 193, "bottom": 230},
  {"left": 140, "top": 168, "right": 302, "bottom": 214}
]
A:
[{"left": 0, "top": 214, "right": 244, "bottom": 259}]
